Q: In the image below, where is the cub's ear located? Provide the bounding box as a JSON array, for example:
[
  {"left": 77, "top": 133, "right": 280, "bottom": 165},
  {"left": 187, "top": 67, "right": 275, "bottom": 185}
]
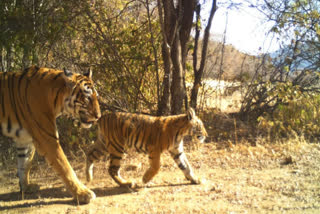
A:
[
  {"left": 84, "top": 68, "right": 92, "bottom": 79},
  {"left": 187, "top": 108, "right": 196, "bottom": 121},
  {"left": 63, "top": 67, "right": 73, "bottom": 77}
]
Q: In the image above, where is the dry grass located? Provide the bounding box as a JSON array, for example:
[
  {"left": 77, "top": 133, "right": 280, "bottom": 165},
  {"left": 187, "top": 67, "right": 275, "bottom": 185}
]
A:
[
  {"left": 0, "top": 136, "right": 320, "bottom": 213},
  {"left": 0, "top": 89, "right": 319, "bottom": 213}
]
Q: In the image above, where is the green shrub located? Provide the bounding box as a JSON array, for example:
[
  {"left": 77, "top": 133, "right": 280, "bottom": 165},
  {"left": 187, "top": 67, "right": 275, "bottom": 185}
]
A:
[{"left": 258, "top": 81, "right": 320, "bottom": 141}]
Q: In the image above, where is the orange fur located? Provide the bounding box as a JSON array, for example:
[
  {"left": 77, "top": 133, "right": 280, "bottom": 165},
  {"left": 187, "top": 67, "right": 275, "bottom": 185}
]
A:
[
  {"left": 86, "top": 108, "right": 207, "bottom": 187},
  {"left": 0, "top": 66, "right": 100, "bottom": 203}
]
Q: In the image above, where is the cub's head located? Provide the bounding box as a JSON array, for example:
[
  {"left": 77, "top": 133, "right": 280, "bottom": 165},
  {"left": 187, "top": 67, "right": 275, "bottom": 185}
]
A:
[
  {"left": 186, "top": 108, "right": 208, "bottom": 143},
  {"left": 62, "top": 68, "right": 101, "bottom": 128}
]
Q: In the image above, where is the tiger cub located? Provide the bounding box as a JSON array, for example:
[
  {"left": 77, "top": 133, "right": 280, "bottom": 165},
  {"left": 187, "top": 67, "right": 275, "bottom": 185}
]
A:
[{"left": 86, "top": 108, "right": 207, "bottom": 187}]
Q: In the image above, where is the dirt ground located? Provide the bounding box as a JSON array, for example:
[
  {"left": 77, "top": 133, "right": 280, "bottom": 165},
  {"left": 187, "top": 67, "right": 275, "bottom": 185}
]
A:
[{"left": 0, "top": 137, "right": 320, "bottom": 214}]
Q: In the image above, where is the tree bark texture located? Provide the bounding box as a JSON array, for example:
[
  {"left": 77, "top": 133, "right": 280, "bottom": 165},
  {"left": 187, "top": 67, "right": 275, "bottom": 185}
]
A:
[
  {"left": 157, "top": 0, "right": 197, "bottom": 115},
  {"left": 190, "top": 0, "right": 217, "bottom": 110}
]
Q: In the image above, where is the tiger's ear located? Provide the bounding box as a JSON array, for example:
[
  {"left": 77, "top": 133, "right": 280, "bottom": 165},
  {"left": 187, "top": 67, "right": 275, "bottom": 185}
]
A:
[
  {"left": 63, "top": 67, "right": 73, "bottom": 77},
  {"left": 84, "top": 68, "right": 92, "bottom": 79},
  {"left": 187, "top": 108, "right": 196, "bottom": 121},
  {"left": 62, "top": 68, "right": 76, "bottom": 89}
]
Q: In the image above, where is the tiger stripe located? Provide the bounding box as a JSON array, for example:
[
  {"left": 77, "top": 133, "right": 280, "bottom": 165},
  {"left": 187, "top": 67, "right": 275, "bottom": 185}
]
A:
[
  {"left": 86, "top": 108, "right": 207, "bottom": 187},
  {"left": 0, "top": 66, "right": 101, "bottom": 204}
]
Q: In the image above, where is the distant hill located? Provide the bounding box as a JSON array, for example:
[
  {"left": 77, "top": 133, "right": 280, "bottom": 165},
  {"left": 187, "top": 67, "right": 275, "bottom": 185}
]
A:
[
  {"left": 193, "top": 40, "right": 265, "bottom": 81},
  {"left": 268, "top": 44, "right": 314, "bottom": 70}
]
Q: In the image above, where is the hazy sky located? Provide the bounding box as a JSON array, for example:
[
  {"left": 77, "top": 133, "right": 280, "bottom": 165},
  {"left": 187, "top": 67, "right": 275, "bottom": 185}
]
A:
[{"left": 209, "top": 1, "right": 280, "bottom": 55}]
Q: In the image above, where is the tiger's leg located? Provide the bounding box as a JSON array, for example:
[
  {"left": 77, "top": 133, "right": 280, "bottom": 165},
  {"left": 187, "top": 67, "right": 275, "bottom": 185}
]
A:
[
  {"left": 23, "top": 145, "right": 35, "bottom": 186},
  {"left": 169, "top": 142, "right": 200, "bottom": 184},
  {"left": 86, "top": 140, "right": 108, "bottom": 182},
  {"left": 16, "top": 143, "right": 40, "bottom": 197},
  {"left": 37, "top": 141, "right": 95, "bottom": 204},
  {"left": 108, "top": 154, "right": 135, "bottom": 188},
  {"left": 142, "top": 152, "right": 160, "bottom": 184}
]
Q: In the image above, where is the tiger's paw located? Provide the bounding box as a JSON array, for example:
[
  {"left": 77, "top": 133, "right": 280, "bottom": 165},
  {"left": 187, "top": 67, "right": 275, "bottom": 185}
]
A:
[
  {"left": 119, "top": 181, "right": 137, "bottom": 189},
  {"left": 143, "top": 181, "right": 155, "bottom": 188},
  {"left": 74, "top": 188, "right": 96, "bottom": 204},
  {"left": 189, "top": 177, "right": 202, "bottom": 185},
  {"left": 142, "top": 174, "right": 153, "bottom": 184}
]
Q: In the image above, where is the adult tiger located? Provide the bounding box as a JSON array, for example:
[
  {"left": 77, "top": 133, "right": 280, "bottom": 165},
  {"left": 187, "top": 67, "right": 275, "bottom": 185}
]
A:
[
  {"left": 0, "top": 65, "right": 101, "bottom": 204},
  {"left": 86, "top": 108, "right": 207, "bottom": 187}
]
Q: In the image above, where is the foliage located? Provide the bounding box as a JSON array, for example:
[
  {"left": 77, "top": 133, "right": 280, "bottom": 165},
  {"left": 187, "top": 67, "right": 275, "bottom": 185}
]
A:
[
  {"left": 263, "top": 0, "right": 320, "bottom": 72},
  {"left": 50, "top": 0, "right": 162, "bottom": 113},
  {"left": 257, "top": 81, "right": 320, "bottom": 140},
  {"left": 0, "top": 0, "right": 77, "bottom": 71},
  {"left": 0, "top": 0, "right": 164, "bottom": 155},
  {"left": 240, "top": 0, "right": 320, "bottom": 130},
  {"left": 0, "top": 0, "right": 162, "bottom": 113},
  {"left": 56, "top": 118, "right": 97, "bottom": 157}
]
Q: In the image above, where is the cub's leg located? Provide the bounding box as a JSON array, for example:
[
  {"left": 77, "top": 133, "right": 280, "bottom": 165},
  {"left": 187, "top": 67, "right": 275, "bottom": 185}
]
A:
[
  {"left": 108, "top": 154, "right": 135, "bottom": 188},
  {"left": 16, "top": 143, "right": 40, "bottom": 197},
  {"left": 169, "top": 141, "right": 200, "bottom": 184},
  {"left": 38, "top": 140, "right": 95, "bottom": 204},
  {"left": 86, "top": 140, "right": 108, "bottom": 182},
  {"left": 142, "top": 152, "right": 160, "bottom": 184}
]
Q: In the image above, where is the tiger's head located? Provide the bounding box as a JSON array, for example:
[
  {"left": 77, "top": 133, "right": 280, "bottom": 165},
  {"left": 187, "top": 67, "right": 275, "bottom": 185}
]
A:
[
  {"left": 186, "top": 108, "right": 208, "bottom": 143},
  {"left": 62, "top": 68, "right": 101, "bottom": 128}
]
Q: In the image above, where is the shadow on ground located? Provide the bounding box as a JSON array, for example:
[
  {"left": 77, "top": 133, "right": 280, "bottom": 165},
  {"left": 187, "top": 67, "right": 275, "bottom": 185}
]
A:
[{"left": 0, "top": 181, "right": 195, "bottom": 211}]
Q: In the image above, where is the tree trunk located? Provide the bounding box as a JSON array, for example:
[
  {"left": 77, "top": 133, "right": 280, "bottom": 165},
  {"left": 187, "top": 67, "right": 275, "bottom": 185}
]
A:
[
  {"left": 171, "top": 36, "right": 185, "bottom": 115},
  {"left": 0, "top": 47, "right": 3, "bottom": 71},
  {"left": 190, "top": 3, "right": 201, "bottom": 109},
  {"left": 157, "top": 0, "right": 197, "bottom": 115},
  {"left": 190, "top": 0, "right": 217, "bottom": 110},
  {"left": 156, "top": 0, "right": 173, "bottom": 115},
  {"left": 157, "top": 42, "right": 171, "bottom": 116}
]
